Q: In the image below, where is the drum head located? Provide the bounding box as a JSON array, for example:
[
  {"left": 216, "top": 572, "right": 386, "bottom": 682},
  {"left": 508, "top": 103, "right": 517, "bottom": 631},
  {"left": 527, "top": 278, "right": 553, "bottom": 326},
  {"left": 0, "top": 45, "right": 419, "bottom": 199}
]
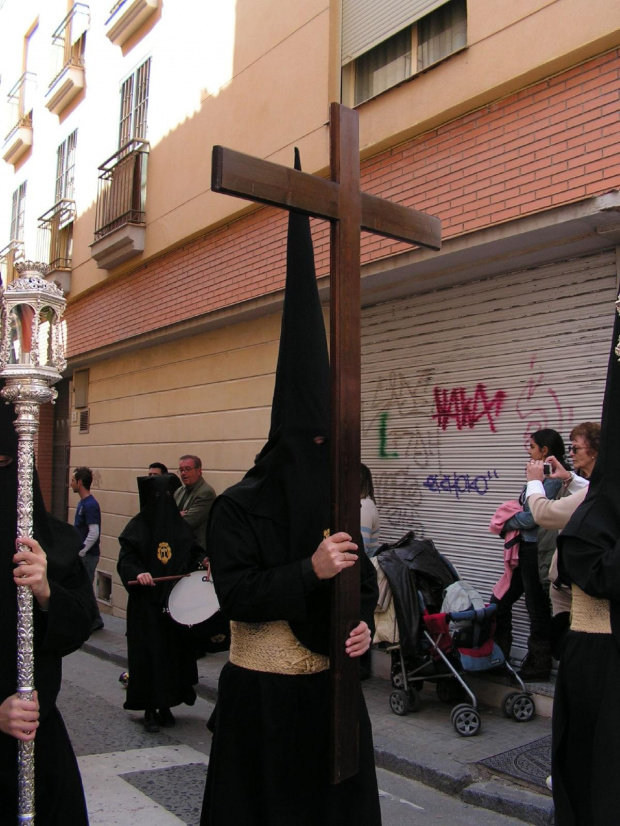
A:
[{"left": 167, "top": 570, "right": 219, "bottom": 626}]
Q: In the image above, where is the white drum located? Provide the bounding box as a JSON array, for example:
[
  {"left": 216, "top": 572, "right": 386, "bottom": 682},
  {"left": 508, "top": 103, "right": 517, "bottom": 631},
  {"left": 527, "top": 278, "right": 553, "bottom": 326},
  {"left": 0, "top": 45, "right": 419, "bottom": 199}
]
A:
[{"left": 167, "top": 571, "right": 220, "bottom": 627}]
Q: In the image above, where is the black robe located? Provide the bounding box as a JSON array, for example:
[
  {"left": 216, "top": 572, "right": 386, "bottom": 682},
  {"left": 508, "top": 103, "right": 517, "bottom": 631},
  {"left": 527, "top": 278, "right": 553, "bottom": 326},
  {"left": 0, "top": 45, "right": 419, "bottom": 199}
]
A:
[
  {"left": 200, "top": 496, "right": 382, "bottom": 826},
  {"left": 117, "top": 475, "right": 205, "bottom": 711},
  {"left": 552, "top": 308, "right": 620, "bottom": 826},
  {"left": 0, "top": 487, "right": 98, "bottom": 826},
  {"left": 552, "top": 528, "right": 620, "bottom": 825}
]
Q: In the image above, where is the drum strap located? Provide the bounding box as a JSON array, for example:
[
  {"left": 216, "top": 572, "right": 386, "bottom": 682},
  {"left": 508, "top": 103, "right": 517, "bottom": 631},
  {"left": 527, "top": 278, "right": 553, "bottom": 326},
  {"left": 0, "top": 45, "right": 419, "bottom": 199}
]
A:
[{"left": 230, "top": 620, "right": 329, "bottom": 675}]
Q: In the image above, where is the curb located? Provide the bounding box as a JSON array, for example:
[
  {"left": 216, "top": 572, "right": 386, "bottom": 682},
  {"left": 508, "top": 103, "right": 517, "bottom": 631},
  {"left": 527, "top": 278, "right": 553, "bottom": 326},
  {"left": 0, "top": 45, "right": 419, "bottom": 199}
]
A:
[
  {"left": 462, "top": 781, "right": 554, "bottom": 826},
  {"left": 374, "top": 745, "right": 472, "bottom": 796},
  {"left": 81, "top": 639, "right": 553, "bottom": 825},
  {"left": 81, "top": 641, "right": 128, "bottom": 670}
]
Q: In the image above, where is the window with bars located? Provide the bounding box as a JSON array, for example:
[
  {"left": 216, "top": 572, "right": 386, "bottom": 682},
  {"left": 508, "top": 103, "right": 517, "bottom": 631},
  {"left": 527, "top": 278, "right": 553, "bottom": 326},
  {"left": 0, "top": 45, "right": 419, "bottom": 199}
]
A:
[
  {"left": 56, "top": 130, "right": 78, "bottom": 202},
  {"left": 11, "top": 182, "right": 27, "bottom": 241},
  {"left": 119, "top": 58, "right": 151, "bottom": 147},
  {"left": 343, "top": 0, "right": 467, "bottom": 106}
]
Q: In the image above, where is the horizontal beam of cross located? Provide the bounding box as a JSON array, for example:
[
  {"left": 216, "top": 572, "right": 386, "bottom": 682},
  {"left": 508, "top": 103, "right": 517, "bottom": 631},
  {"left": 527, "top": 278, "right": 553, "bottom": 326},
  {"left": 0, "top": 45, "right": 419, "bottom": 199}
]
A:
[{"left": 212, "top": 146, "right": 441, "bottom": 250}]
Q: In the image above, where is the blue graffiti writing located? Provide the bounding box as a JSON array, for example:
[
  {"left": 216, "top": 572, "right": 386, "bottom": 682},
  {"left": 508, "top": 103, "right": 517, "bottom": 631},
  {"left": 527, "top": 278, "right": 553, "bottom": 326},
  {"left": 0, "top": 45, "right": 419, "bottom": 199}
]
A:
[{"left": 423, "top": 469, "right": 499, "bottom": 499}]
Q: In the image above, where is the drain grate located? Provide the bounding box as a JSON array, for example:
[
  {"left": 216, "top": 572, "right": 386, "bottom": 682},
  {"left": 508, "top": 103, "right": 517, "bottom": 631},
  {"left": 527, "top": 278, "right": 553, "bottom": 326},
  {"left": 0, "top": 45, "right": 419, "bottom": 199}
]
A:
[{"left": 478, "top": 735, "right": 551, "bottom": 789}]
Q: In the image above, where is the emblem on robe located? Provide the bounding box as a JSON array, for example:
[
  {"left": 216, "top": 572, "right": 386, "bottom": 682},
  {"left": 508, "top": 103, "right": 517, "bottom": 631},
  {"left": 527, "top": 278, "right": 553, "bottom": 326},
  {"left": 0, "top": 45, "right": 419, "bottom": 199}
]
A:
[{"left": 157, "top": 542, "right": 172, "bottom": 564}]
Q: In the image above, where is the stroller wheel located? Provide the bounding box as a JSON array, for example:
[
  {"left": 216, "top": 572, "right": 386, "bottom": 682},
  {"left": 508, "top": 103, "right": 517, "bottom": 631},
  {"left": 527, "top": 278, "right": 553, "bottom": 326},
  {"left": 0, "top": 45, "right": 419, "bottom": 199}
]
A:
[
  {"left": 501, "top": 691, "right": 519, "bottom": 718},
  {"left": 389, "top": 689, "right": 410, "bottom": 716},
  {"left": 436, "top": 680, "right": 465, "bottom": 704},
  {"left": 510, "top": 693, "right": 536, "bottom": 722},
  {"left": 451, "top": 704, "right": 481, "bottom": 737}
]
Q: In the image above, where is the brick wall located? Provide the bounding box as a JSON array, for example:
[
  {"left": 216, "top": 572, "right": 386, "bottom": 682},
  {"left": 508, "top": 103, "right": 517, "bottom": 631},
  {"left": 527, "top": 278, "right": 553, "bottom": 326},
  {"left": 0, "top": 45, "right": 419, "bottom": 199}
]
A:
[{"left": 66, "top": 49, "right": 620, "bottom": 358}]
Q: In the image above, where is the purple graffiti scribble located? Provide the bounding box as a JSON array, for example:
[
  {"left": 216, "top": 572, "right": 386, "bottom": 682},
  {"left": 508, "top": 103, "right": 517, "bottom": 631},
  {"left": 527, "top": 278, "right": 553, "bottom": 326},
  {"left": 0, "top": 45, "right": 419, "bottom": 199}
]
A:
[
  {"left": 432, "top": 383, "right": 507, "bottom": 432},
  {"left": 423, "top": 470, "right": 499, "bottom": 499},
  {"left": 515, "top": 356, "right": 574, "bottom": 447}
]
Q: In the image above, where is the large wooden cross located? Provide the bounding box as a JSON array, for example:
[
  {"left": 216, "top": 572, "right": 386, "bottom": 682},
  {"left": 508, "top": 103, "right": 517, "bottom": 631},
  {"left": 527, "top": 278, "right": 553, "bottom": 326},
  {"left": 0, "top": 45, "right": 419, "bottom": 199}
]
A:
[{"left": 211, "top": 103, "right": 441, "bottom": 783}]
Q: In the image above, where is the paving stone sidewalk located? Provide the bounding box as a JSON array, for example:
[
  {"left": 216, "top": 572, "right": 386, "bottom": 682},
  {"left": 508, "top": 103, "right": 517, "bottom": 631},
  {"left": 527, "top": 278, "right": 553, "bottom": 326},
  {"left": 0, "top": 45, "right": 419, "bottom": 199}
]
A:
[{"left": 82, "top": 615, "right": 555, "bottom": 826}]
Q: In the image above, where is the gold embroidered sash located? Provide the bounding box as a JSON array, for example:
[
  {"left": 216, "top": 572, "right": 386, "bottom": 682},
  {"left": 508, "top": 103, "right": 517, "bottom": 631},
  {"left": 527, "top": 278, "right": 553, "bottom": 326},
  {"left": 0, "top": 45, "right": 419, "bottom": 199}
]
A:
[
  {"left": 571, "top": 585, "right": 611, "bottom": 634},
  {"left": 230, "top": 620, "right": 329, "bottom": 675}
]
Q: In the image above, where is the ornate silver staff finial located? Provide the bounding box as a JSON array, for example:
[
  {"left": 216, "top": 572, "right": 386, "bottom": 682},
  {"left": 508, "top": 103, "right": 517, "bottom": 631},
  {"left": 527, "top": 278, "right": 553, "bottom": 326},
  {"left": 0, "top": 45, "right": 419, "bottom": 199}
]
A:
[{"left": 0, "top": 262, "right": 67, "bottom": 825}]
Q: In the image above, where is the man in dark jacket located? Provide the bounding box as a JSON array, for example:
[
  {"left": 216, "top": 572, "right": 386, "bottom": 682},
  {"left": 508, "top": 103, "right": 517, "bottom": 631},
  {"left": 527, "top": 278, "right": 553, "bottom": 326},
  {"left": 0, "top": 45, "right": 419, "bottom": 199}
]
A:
[{"left": 174, "top": 455, "right": 216, "bottom": 551}]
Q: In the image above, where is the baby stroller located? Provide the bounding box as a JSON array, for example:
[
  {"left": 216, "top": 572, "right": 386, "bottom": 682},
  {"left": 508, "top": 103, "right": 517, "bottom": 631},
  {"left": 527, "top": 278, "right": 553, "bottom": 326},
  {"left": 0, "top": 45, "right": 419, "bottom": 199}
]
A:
[{"left": 373, "top": 532, "right": 535, "bottom": 736}]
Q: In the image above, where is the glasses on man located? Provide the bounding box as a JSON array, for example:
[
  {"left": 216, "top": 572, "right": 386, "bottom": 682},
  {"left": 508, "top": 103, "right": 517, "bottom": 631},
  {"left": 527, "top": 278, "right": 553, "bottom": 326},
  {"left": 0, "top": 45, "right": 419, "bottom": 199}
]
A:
[{"left": 178, "top": 466, "right": 197, "bottom": 473}]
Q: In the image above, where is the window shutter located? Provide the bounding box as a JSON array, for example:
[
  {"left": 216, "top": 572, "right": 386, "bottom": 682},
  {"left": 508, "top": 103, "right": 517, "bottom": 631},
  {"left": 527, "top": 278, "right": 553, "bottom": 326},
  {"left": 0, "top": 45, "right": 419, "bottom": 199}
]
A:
[
  {"left": 65, "top": 130, "right": 78, "bottom": 200},
  {"left": 341, "top": 0, "right": 452, "bottom": 64},
  {"left": 55, "top": 142, "right": 66, "bottom": 203},
  {"left": 119, "top": 75, "right": 134, "bottom": 147},
  {"left": 74, "top": 368, "right": 90, "bottom": 409},
  {"left": 11, "top": 189, "right": 19, "bottom": 239},
  {"left": 70, "top": 4, "right": 90, "bottom": 46},
  {"left": 133, "top": 58, "right": 151, "bottom": 141}
]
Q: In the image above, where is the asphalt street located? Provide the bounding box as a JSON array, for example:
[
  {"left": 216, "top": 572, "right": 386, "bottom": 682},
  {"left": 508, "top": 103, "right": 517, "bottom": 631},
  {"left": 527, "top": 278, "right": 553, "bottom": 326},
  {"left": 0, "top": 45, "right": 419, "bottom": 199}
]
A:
[{"left": 60, "top": 649, "right": 531, "bottom": 825}]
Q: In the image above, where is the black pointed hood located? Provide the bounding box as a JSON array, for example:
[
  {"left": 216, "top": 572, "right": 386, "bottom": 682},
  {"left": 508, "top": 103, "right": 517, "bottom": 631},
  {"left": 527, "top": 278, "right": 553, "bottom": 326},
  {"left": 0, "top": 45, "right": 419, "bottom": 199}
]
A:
[
  {"left": 118, "top": 473, "right": 198, "bottom": 593},
  {"left": 558, "top": 303, "right": 620, "bottom": 643},
  {"left": 223, "top": 149, "right": 331, "bottom": 558},
  {"left": 266, "top": 147, "right": 330, "bottom": 446}
]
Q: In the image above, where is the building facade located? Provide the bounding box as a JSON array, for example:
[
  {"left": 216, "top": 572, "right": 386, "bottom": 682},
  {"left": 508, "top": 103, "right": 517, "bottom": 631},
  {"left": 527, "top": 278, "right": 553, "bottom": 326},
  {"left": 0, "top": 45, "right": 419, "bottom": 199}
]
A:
[{"left": 1, "top": 0, "right": 620, "bottom": 651}]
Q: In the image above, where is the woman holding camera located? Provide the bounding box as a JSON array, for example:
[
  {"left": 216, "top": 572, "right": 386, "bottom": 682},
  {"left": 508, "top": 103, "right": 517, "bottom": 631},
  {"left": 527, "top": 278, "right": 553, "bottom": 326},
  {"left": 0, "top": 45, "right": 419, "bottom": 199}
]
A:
[{"left": 492, "top": 428, "right": 568, "bottom": 680}]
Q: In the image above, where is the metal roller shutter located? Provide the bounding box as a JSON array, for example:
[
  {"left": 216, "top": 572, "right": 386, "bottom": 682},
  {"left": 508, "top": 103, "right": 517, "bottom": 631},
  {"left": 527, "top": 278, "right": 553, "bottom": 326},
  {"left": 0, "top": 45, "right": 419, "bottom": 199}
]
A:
[
  {"left": 361, "top": 251, "right": 618, "bottom": 655},
  {"left": 341, "top": 0, "right": 451, "bottom": 64}
]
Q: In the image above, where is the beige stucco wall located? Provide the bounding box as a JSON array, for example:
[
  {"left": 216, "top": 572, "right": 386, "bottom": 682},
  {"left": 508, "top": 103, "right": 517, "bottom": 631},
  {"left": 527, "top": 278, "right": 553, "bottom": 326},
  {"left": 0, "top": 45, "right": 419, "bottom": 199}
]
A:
[
  {"left": 4, "top": 0, "right": 620, "bottom": 300},
  {"left": 72, "top": 0, "right": 620, "bottom": 293},
  {"left": 68, "top": 309, "right": 286, "bottom": 615}
]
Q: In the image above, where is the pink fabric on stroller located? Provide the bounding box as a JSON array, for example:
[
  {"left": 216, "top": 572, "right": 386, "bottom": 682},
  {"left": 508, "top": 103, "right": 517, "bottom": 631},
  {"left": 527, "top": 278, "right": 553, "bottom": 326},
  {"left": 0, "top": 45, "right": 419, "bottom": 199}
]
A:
[{"left": 489, "top": 500, "right": 522, "bottom": 600}]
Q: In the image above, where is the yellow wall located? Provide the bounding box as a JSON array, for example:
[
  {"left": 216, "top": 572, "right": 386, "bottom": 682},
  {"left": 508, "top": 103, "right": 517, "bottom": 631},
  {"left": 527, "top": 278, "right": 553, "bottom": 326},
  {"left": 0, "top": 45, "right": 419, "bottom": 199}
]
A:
[
  {"left": 67, "top": 309, "right": 284, "bottom": 614},
  {"left": 3, "top": 0, "right": 620, "bottom": 298}
]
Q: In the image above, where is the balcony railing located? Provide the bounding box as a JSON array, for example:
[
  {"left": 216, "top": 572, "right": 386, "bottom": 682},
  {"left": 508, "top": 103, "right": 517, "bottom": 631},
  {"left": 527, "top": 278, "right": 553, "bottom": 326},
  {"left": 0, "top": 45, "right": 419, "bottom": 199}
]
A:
[
  {"left": 49, "top": 3, "right": 89, "bottom": 89},
  {"left": 0, "top": 240, "right": 25, "bottom": 286},
  {"left": 109, "top": 0, "right": 130, "bottom": 16},
  {"left": 4, "top": 73, "right": 36, "bottom": 142},
  {"left": 37, "top": 200, "right": 76, "bottom": 271},
  {"left": 94, "top": 139, "right": 149, "bottom": 241}
]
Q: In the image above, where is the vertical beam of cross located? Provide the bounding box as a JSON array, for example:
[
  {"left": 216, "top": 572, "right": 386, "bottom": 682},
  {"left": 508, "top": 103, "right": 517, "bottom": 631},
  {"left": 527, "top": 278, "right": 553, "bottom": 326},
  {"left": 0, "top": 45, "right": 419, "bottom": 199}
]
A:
[{"left": 328, "top": 103, "right": 362, "bottom": 783}]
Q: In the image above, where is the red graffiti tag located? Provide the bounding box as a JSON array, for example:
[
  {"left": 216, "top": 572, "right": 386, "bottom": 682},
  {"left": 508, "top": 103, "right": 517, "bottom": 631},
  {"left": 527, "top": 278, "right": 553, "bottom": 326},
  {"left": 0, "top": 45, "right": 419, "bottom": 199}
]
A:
[
  {"left": 515, "top": 355, "right": 573, "bottom": 447},
  {"left": 432, "top": 383, "right": 507, "bottom": 432}
]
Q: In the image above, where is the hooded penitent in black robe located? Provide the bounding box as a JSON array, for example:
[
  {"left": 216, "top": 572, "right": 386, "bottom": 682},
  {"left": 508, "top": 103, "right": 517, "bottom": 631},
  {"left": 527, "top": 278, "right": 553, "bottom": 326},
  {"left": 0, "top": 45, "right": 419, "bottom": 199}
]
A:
[
  {"left": 552, "top": 306, "right": 620, "bottom": 826},
  {"left": 0, "top": 395, "right": 97, "bottom": 826},
  {"left": 200, "top": 151, "right": 381, "bottom": 826},
  {"left": 117, "top": 473, "right": 205, "bottom": 711}
]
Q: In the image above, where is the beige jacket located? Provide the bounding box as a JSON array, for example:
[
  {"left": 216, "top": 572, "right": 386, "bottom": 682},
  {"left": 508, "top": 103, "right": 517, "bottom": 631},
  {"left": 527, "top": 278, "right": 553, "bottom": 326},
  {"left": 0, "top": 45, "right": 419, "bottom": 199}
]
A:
[
  {"left": 528, "top": 486, "right": 588, "bottom": 615},
  {"left": 528, "top": 486, "right": 588, "bottom": 531}
]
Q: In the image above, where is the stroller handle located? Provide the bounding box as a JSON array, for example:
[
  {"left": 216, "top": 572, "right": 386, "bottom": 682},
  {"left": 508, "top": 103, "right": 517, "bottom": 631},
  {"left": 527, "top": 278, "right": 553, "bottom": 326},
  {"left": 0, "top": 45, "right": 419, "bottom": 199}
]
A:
[{"left": 446, "top": 603, "right": 497, "bottom": 623}]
